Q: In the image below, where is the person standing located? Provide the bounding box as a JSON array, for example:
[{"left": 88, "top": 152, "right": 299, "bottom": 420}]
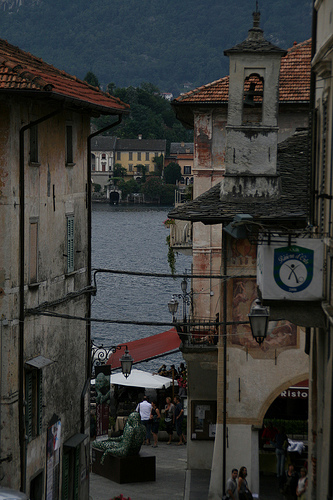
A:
[
  {"left": 173, "top": 395, "right": 186, "bottom": 445},
  {"left": 150, "top": 401, "right": 161, "bottom": 448},
  {"left": 296, "top": 468, "right": 308, "bottom": 500},
  {"left": 226, "top": 468, "right": 238, "bottom": 500},
  {"left": 282, "top": 464, "right": 298, "bottom": 500},
  {"left": 238, "top": 466, "right": 252, "bottom": 500},
  {"left": 275, "top": 426, "right": 289, "bottom": 488},
  {"left": 164, "top": 396, "right": 175, "bottom": 444},
  {"left": 135, "top": 396, "right": 152, "bottom": 445}
]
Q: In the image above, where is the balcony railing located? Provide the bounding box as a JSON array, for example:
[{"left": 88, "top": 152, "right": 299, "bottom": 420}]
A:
[{"left": 175, "top": 315, "right": 219, "bottom": 347}]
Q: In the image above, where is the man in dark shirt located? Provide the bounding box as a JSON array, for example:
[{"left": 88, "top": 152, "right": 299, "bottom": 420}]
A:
[{"left": 173, "top": 396, "right": 186, "bottom": 445}]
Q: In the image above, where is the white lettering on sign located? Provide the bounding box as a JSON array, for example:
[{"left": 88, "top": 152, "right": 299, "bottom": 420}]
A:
[{"left": 280, "top": 389, "right": 308, "bottom": 399}]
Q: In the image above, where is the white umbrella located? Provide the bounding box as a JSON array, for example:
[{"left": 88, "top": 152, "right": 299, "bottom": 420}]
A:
[{"left": 109, "top": 368, "right": 175, "bottom": 389}]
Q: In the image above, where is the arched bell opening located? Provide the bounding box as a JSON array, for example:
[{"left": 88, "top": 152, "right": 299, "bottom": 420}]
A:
[{"left": 242, "top": 73, "right": 264, "bottom": 125}]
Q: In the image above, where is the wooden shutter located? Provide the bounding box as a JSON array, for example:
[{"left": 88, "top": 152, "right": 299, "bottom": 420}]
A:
[
  {"left": 29, "top": 222, "right": 38, "bottom": 283},
  {"left": 67, "top": 216, "right": 74, "bottom": 273},
  {"left": 66, "top": 125, "right": 73, "bottom": 164},
  {"left": 30, "top": 125, "right": 38, "bottom": 163},
  {"left": 73, "top": 447, "right": 80, "bottom": 500},
  {"left": 25, "top": 371, "right": 33, "bottom": 442},
  {"left": 37, "top": 370, "right": 43, "bottom": 435},
  {"left": 61, "top": 452, "right": 69, "bottom": 500}
]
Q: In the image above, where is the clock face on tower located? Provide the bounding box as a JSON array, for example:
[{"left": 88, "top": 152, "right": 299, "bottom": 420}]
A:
[{"left": 273, "top": 246, "right": 314, "bottom": 293}]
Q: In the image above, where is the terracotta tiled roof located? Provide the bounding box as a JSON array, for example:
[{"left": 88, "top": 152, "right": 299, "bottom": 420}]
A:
[
  {"left": 0, "top": 39, "right": 129, "bottom": 115},
  {"left": 168, "top": 129, "right": 310, "bottom": 226},
  {"left": 174, "top": 39, "right": 311, "bottom": 105}
]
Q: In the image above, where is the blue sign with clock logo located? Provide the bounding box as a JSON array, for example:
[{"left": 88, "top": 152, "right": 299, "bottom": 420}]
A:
[{"left": 274, "top": 245, "right": 314, "bottom": 293}]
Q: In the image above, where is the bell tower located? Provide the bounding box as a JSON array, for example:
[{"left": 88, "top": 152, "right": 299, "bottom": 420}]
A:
[{"left": 221, "top": 6, "right": 287, "bottom": 198}]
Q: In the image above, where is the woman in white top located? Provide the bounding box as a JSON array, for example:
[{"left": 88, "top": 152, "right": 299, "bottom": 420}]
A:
[{"left": 296, "top": 467, "right": 308, "bottom": 500}]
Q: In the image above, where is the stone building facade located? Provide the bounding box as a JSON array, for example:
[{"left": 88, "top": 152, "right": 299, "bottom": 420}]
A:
[
  {"left": 0, "top": 38, "right": 128, "bottom": 498},
  {"left": 169, "top": 14, "right": 311, "bottom": 498}
]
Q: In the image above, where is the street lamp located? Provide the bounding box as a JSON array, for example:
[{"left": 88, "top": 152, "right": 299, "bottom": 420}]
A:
[
  {"left": 168, "top": 297, "right": 179, "bottom": 321},
  {"left": 248, "top": 299, "right": 270, "bottom": 345},
  {"left": 168, "top": 273, "right": 192, "bottom": 322},
  {"left": 119, "top": 346, "right": 134, "bottom": 379},
  {"left": 91, "top": 341, "right": 133, "bottom": 378}
]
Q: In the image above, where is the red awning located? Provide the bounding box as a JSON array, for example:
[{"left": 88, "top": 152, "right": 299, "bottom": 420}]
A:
[{"left": 106, "top": 328, "right": 180, "bottom": 370}]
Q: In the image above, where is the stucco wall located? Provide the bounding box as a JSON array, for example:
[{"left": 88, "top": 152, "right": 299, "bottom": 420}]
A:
[
  {"left": 0, "top": 97, "right": 90, "bottom": 497},
  {"left": 183, "top": 350, "right": 218, "bottom": 469}
]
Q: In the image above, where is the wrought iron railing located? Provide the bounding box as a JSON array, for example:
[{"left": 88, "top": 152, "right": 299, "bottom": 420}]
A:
[{"left": 175, "top": 314, "right": 220, "bottom": 346}]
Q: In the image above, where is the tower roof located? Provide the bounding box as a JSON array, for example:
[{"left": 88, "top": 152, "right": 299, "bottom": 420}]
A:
[{"left": 224, "top": 9, "right": 287, "bottom": 56}]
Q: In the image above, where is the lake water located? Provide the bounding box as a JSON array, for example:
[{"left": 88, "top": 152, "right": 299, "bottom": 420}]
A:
[{"left": 91, "top": 203, "right": 192, "bottom": 373}]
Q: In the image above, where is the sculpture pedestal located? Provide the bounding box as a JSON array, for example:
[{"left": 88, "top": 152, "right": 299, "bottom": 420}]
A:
[{"left": 92, "top": 447, "right": 156, "bottom": 483}]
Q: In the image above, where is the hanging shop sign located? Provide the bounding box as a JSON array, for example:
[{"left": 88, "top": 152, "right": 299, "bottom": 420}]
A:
[{"left": 257, "top": 238, "right": 324, "bottom": 301}]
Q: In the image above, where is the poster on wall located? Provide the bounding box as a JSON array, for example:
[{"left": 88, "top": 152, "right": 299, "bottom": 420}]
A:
[
  {"left": 46, "top": 418, "right": 61, "bottom": 500},
  {"left": 257, "top": 238, "right": 324, "bottom": 301}
]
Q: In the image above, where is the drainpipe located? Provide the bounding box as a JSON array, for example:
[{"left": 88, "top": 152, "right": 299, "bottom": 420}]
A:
[
  {"left": 222, "top": 233, "right": 228, "bottom": 496},
  {"left": 19, "top": 108, "right": 62, "bottom": 492},
  {"left": 87, "top": 116, "right": 122, "bottom": 379},
  {"left": 309, "top": 1, "right": 317, "bottom": 224}
]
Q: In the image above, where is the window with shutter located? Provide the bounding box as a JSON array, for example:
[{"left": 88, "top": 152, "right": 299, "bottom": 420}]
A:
[
  {"left": 37, "top": 370, "right": 43, "bottom": 435},
  {"left": 29, "top": 221, "right": 38, "bottom": 284},
  {"left": 66, "top": 216, "right": 74, "bottom": 273},
  {"left": 73, "top": 447, "right": 80, "bottom": 500},
  {"left": 25, "top": 369, "right": 43, "bottom": 441},
  {"left": 25, "top": 371, "right": 33, "bottom": 442},
  {"left": 30, "top": 125, "right": 39, "bottom": 163},
  {"left": 66, "top": 125, "right": 74, "bottom": 165},
  {"left": 61, "top": 452, "right": 70, "bottom": 500}
]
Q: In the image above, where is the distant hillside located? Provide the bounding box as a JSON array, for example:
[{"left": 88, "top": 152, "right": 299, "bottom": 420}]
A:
[{"left": 0, "top": 0, "right": 312, "bottom": 95}]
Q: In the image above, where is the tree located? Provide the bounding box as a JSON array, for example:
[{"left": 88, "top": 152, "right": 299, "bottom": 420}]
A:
[
  {"left": 152, "top": 154, "right": 164, "bottom": 176},
  {"left": 113, "top": 163, "right": 127, "bottom": 185},
  {"left": 135, "top": 164, "right": 147, "bottom": 183},
  {"left": 160, "top": 184, "right": 175, "bottom": 205},
  {"left": 140, "top": 176, "right": 163, "bottom": 201},
  {"left": 83, "top": 71, "right": 100, "bottom": 88},
  {"left": 118, "top": 178, "right": 140, "bottom": 198},
  {"left": 164, "top": 162, "right": 182, "bottom": 185}
]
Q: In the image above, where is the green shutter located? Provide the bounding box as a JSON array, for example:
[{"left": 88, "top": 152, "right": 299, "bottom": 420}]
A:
[
  {"left": 61, "top": 452, "right": 69, "bottom": 500},
  {"left": 67, "top": 216, "right": 74, "bottom": 273},
  {"left": 73, "top": 447, "right": 80, "bottom": 500},
  {"left": 25, "top": 372, "right": 33, "bottom": 442},
  {"left": 37, "top": 370, "right": 43, "bottom": 435}
]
